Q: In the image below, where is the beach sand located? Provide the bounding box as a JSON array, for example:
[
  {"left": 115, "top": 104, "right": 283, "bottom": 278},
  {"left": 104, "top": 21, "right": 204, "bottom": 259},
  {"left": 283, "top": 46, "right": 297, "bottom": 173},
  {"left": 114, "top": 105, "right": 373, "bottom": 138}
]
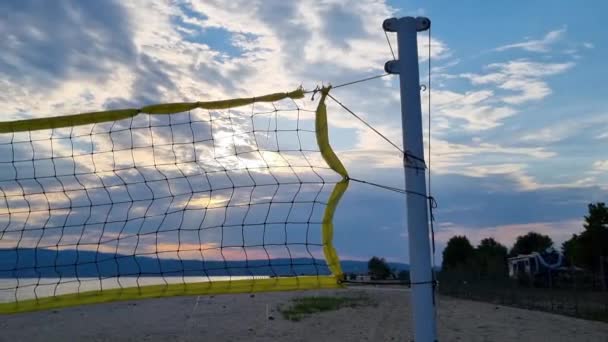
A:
[{"left": 1, "top": 287, "right": 607, "bottom": 341}]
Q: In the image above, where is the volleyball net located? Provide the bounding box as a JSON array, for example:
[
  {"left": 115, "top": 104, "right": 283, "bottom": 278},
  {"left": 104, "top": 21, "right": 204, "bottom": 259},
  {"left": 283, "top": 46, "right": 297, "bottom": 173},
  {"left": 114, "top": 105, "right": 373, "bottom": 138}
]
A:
[{"left": 0, "top": 87, "right": 349, "bottom": 313}]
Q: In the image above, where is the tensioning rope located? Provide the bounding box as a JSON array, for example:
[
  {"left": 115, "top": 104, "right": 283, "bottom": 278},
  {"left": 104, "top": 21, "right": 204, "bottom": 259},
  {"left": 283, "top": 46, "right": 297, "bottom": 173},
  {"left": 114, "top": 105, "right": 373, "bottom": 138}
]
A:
[
  {"left": 325, "top": 93, "right": 404, "bottom": 155},
  {"left": 306, "top": 73, "right": 392, "bottom": 98},
  {"left": 427, "top": 27, "right": 436, "bottom": 262},
  {"left": 384, "top": 31, "right": 397, "bottom": 61},
  {"left": 426, "top": 25, "right": 439, "bottom": 305},
  {"left": 325, "top": 93, "right": 428, "bottom": 171}
]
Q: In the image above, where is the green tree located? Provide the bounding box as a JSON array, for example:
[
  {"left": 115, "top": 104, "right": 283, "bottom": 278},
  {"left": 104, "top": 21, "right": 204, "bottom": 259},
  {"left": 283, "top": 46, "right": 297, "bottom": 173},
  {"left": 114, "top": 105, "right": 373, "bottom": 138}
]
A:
[
  {"left": 442, "top": 236, "right": 475, "bottom": 271},
  {"left": 575, "top": 203, "right": 608, "bottom": 273},
  {"left": 509, "top": 232, "right": 553, "bottom": 257},
  {"left": 368, "top": 256, "right": 392, "bottom": 280},
  {"left": 476, "top": 238, "right": 508, "bottom": 277},
  {"left": 561, "top": 233, "right": 580, "bottom": 265}
]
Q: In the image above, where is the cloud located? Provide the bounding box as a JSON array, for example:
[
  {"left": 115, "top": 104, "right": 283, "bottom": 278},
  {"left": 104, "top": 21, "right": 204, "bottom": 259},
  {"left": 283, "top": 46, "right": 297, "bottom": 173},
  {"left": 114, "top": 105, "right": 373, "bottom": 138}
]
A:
[
  {"left": 494, "top": 27, "right": 566, "bottom": 53},
  {"left": 0, "top": 0, "right": 604, "bottom": 267},
  {"left": 320, "top": 3, "right": 366, "bottom": 49},
  {"left": 596, "top": 132, "right": 608, "bottom": 140},
  {"left": 334, "top": 134, "right": 558, "bottom": 193},
  {"left": 0, "top": 0, "right": 135, "bottom": 87},
  {"left": 432, "top": 172, "right": 603, "bottom": 229},
  {"left": 486, "top": 60, "right": 574, "bottom": 79},
  {"left": 593, "top": 160, "right": 608, "bottom": 172},
  {"left": 460, "top": 60, "right": 574, "bottom": 105},
  {"left": 520, "top": 113, "right": 608, "bottom": 143},
  {"left": 429, "top": 139, "right": 554, "bottom": 173},
  {"left": 104, "top": 54, "right": 178, "bottom": 108},
  {"left": 426, "top": 57, "right": 576, "bottom": 132},
  {"left": 499, "top": 78, "right": 551, "bottom": 104},
  {"left": 435, "top": 219, "right": 581, "bottom": 250},
  {"left": 0, "top": 0, "right": 140, "bottom": 118},
  {"left": 430, "top": 89, "right": 517, "bottom": 130}
]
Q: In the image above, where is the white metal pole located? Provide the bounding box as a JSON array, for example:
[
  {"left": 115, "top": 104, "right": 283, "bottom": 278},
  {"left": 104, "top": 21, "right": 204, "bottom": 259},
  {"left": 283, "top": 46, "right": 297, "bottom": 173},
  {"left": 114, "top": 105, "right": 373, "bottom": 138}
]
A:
[{"left": 383, "top": 16, "right": 437, "bottom": 341}]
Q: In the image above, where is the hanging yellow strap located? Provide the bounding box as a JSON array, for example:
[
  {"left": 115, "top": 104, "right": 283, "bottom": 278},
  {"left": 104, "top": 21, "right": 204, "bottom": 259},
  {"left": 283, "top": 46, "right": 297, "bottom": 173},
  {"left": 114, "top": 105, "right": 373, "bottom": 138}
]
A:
[{"left": 315, "top": 86, "right": 349, "bottom": 280}]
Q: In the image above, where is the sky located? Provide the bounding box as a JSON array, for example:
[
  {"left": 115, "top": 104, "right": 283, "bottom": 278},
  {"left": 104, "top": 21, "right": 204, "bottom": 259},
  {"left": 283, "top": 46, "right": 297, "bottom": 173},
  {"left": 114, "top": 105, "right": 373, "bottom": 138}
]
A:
[{"left": 1, "top": 0, "right": 607, "bottom": 266}]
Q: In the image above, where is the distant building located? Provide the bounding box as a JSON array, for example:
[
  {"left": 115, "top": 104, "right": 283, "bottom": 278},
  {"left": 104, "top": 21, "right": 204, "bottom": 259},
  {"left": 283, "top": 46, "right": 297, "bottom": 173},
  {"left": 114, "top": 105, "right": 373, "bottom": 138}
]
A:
[
  {"left": 345, "top": 273, "right": 372, "bottom": 282},
  {"left": 356, "top": 274, "right": 372, "bottom": 282},
  {"left": 508, "top": 249, "right": 564, "bottom": 278}
]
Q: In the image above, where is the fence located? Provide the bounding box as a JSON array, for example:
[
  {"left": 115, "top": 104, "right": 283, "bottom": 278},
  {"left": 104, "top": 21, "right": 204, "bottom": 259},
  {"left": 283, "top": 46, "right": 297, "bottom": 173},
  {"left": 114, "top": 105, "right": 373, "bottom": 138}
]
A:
[{"left": 438, "top": 272, "right": 608, "bottom": 322}]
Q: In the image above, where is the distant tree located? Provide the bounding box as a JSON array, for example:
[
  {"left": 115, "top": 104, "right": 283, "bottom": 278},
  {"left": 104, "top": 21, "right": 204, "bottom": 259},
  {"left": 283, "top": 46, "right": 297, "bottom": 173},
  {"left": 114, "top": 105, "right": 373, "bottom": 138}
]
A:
[
  {"left": 584, "top": 203, "right": 608, "bottom": 230},
  {"left": 368, "top": 256, "right": 392, "bottom": 280},
  {"left": 509, "top": 232, "right": 553, "bottom": 257},
  {"left": 574, "top": 203, "right": 608, "bottom": 273},
  {"left": 476, "top": 238, "right": 508, "bottom": 277},
  {"left": 442, "top": 236, "right": 475, "bottom": 271},
  {"left": 561, "top": 233, "right": 581, "bottom": 265},
  {"left": 397, "top": 270, "right": 410, "bottom": 283},
  {"left": 477, "top": 237, "right": 507, "bottom": 254}
]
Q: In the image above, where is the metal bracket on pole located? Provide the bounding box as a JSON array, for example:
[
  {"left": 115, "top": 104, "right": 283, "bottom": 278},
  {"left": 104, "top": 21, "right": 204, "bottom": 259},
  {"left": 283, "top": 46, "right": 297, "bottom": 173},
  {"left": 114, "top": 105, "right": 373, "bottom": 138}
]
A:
[
  {"left": 383, "top": 17, "right": 431, "bottom": 75},
  {"left": 384, "top": 60, "right": 401, "bottom": 74},
  {"left": 383, "top": 16, "right": 437, "bottom": 342}
]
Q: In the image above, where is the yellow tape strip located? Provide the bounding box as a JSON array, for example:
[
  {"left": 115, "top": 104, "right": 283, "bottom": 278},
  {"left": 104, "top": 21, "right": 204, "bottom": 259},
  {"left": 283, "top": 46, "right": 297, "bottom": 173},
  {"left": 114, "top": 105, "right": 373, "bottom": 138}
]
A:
[
  {"left": 315, "top": 87, "right": 349, "bottom": 279},
  {"left": 0, "top": 88, "right": 305, "bottom": 133},
  {"left": 315, "top": 87, "right": 348, "bottom": 178},
  {"left": 0, "top": 276, "right": 340, "bottom": 314}
]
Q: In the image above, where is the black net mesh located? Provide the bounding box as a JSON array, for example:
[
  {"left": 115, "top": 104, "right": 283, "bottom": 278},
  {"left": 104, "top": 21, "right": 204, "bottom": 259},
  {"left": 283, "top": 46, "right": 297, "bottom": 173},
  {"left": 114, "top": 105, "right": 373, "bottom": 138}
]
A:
[{"left": 0, "top": 95, "right": 342, "bottom": 308}]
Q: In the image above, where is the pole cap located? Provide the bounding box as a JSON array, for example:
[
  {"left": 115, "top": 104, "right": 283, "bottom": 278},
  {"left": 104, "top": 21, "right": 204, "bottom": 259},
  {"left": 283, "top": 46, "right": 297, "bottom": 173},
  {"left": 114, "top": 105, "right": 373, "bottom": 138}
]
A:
[{"left": 383, "top": 17, "right": 431, "bottom": 32}]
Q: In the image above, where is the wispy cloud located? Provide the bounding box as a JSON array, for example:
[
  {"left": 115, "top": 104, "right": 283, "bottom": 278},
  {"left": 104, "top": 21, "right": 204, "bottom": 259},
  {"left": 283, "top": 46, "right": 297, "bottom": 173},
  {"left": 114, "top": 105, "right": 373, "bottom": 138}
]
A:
[
  {"left": 596, "top": 132, "right": 608, "bottom": 140},
  {"left": 521, "top": 113, "right": 608, "bottom": 143},
  {"left": 460, "top": 59, "right": 574, "bottom": 105},
  {"left": 495, "top": 27, "right": 566, "bottom": 53},
  {"left": 430, "top": 88, "right": 517, "bottom": 130},
  {"left": 593, "top": 160, "right": 608, "bottom": 172}
]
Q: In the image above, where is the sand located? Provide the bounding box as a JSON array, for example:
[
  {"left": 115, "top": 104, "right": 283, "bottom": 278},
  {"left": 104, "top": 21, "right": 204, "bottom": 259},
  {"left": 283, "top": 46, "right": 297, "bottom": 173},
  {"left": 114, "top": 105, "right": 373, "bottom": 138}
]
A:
[{"left": 1, "top": 287, "right": 607, "bottom": 341}]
